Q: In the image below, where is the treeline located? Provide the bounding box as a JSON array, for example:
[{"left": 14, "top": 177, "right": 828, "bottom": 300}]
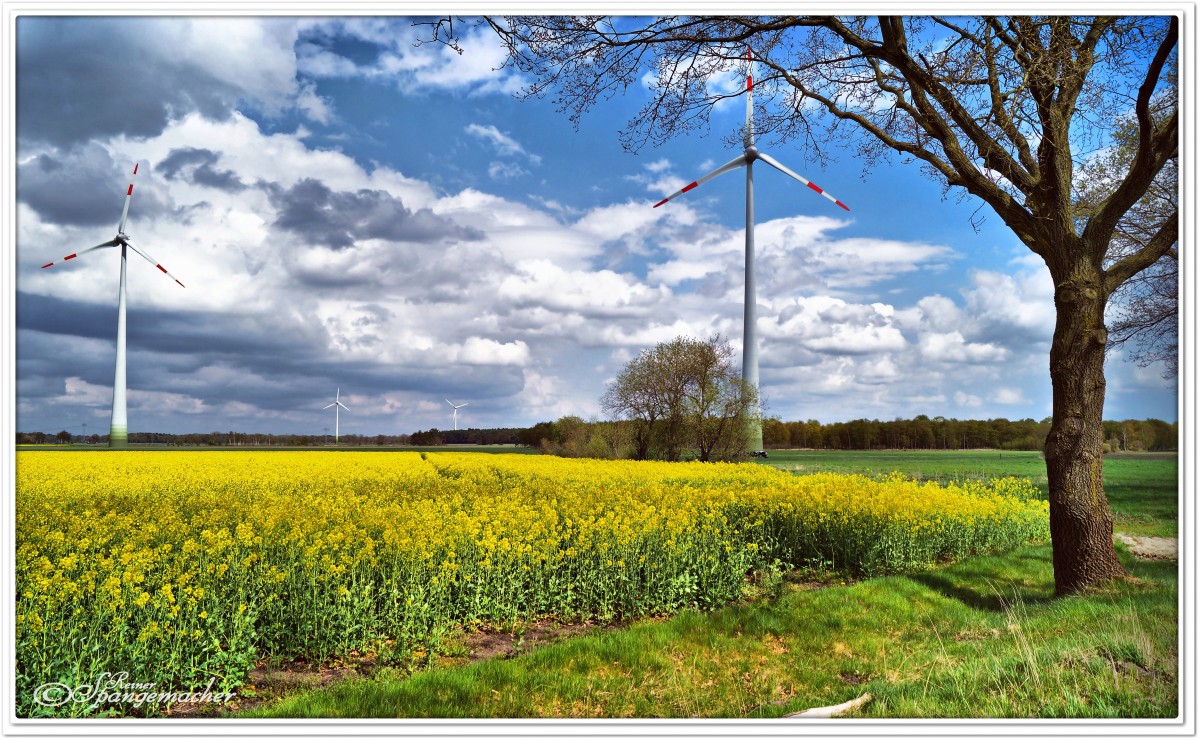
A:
[
  {"left": 510, "top": 414, "right": 1178, "bottom": 458},
  {"left": 18, "top": 416, "right": 1176, "bottom": 453},
  {"left": 762, "top": 416, "right": 1178, "bottom": 452},
  {"left": 16, "top": 428, "right": 526, "bottom": 447}
]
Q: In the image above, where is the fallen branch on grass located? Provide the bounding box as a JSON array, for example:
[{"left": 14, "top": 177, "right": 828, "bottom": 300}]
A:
[{"left": 785, "top": 692, "right": 873, "bottom": 718}]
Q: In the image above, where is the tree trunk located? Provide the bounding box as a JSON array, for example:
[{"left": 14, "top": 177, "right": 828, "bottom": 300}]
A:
[{"left": 1043, "top": 258, "right": 1128, "bottom": 595}]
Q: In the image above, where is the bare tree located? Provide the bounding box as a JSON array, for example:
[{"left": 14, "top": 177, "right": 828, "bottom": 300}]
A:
[
  {"left": 682, "top": 338, "right": 757, "bottom": 462},
  {"left": 601, "top": 348, "right": 663, "bottom": 460},
  {"left": 426, "top": 15, "right": 1178, "bottom": 595}
]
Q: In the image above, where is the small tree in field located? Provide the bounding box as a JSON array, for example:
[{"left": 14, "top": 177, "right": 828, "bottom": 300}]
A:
[{"left": 602, "top": 336, "right": 757, "bottom": 461}]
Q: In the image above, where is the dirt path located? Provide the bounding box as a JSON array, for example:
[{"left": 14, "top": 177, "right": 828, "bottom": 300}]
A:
[{"left": 1115, "top": 533, "right": 1178, "bottom": 560}]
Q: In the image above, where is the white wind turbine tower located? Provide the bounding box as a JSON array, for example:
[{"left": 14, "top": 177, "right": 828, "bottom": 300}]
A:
[
  {"left": 652, "top": 49, "right": 850, "bottom": 455},
  {"left": 324, "top": 388, "right": 349, "bottom": 443},
  {"left": 445, "top": 399, "right": 468, "bottom": 431},
  {"left": 40, "top": 162, "right": 186, "bottom": 449}
]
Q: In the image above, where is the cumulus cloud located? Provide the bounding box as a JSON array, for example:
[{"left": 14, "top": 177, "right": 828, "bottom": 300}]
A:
[
  {"left": 955, "top": 390, "right": 984, "bottom": 408},
  {"left": 16, "top": 17, "right": 316, "bottom": 148},
  {"left": 497, "top": 260, "right": 669, "bottom": 320},
  {"left": 267, "top": 178, "right": 482, "bottom": 249},
  {"left": 17, "top": 145, "right": 170, "bottom": 228},
  {"left": 992, "top": 387, "right": 1030, "bottom": 405},
  {"left": 918, "top": 331, "right": 1008, "bottom": 363},
  {"left": 159, "top": 147, "right": 247, "bottom": 192}
]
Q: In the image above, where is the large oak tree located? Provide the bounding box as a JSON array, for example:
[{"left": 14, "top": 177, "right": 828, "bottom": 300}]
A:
[{"left": 428, "top": 15, "right": 1179, "bottom": 595}]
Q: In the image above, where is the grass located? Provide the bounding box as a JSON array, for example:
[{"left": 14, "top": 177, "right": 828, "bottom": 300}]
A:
[
  {"left": 232, "top": 449, "right": 1179, "bottom": 720},
  {"left": 242, "top": 546, "right": 1176, "bottom": 719}
]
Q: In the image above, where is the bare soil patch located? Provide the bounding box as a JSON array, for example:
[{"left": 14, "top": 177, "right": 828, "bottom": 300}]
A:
[{"left": 1115, "top": 533, "right": 1178, "bottom": 561}]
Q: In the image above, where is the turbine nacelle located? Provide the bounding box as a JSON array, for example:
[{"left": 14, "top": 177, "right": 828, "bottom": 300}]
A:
[
  {"left": 40, "top": 164, "right": 188, "bottom": 285},
  {"left": 650, "top": 49, "right": 849, "bottom": 213}
]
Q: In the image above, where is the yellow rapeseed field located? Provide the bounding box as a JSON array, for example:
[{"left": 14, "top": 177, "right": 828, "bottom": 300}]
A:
[{"left": 15, "top": 450, "right": 1048, "bottom": 716}]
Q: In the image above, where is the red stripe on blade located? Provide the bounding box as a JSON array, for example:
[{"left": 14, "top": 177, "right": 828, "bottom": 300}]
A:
[
  {"left": 127, "top": 184, "right": 134, "bottom": 195},
  {"left": 175, "top": 280, "right": 185, "bottom": 288},
  {"left": 156, "top": 264, "right": 167, "bottom": 273},
  {"left": 41, "top": 262, "right": 53, "bottom": 268},
  {"left": 64, "top": 253, "right": 77, "bottom": 260},
  {"left": 836, "top": 201, "right": 850, "bottom": 211},
  {"left": 807, "top": 182, "right": 824, "bottom": 195},
  {"left": 653, "top": 198, "right": 669, "bottom": 208},
  {"left": 681, "top": 181, "right": 699, "bottom": 193},
  {"left": 747, "top": 75, "right": 752, "bottom": 91},
  {"left": 133, "top": 163, "right": 139, "bottom": 174}
]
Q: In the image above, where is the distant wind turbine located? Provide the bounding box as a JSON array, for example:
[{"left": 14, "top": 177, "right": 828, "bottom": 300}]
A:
[
  {"left": 324, "top": 388, "right": 349, "bottom": 443},
  {"left": 445, "top": 399, "right": 468, "bottom": 431},
  {"left": 652, "top": 49, "right": 850, "bottom": 455},
  {"left": 40, "top": 162, "right": 186, "bottom": 448}
]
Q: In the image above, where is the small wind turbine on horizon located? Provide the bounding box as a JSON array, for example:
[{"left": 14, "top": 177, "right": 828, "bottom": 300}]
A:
[
  {"left": 651, "top": 49, "right": 850, "bottom": 455},
  {"left": 40, "top": 162, "right": 186, "bottom": 449},
  {"left": 445, "top": 399, "right": 468, "bottom": 431},
  {"left": 324, "top": 388, "right": 349, "bottom": 443}
]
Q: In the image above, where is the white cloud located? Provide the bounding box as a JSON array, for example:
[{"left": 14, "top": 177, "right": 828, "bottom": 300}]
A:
[
  {"left": 454, "top": 337, "right": 530, "bottom": 366},
  {"left": 808, "top": 324, "right": 907, "bottom": 355},
  {"left": 954, "top": 390, "right": 983, "bottom": 408},
  {"left": 497, "top": 260, "right": 668, "bottom": 319},
  {"left": 992, "top": 387, "right": 1029, "bottom": 405},
  {"left": 488, "top": 161, "right": 530, "bottom": 180},
  {"left": 918, "top": 331, "right": 1008, "bottom": 363},
  {"left": 466, "top": 124, "right": 541, "bottom": 164}
]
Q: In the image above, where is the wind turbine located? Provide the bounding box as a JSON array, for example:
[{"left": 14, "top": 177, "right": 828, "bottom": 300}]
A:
[
  {"left": 324, "top": 388, "right": 349, "bottom": 443},
  {"left": 652, "top": 49, "right": 850, "bottom": 455},
  {"left": 40, "top": 162, "right": 186, "bottom": 449},
  {"left": 445, "top": 399, "right": 468, "bottom": 431}
]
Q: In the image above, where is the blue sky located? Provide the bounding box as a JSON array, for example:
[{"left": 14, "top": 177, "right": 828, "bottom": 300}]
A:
[{"left": 12, "top": 15, "right": 1178, "bottom": 437}]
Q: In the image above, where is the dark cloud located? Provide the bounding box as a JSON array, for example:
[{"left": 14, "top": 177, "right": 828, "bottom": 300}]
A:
[
  {"left": 268, "top": 178, "right": 483, "bottom": 249},
  {"left": 16, "top": 18, "right": 251, "bottom": 149},
  {"left": 16, "top": 290, "right": 524, "bottom": 434},
  {"left": 17, "top": 144, "right": 169, "bottom": 229},
  {"left": 159, "top": 147, "right": 247, "bottom": 192}
]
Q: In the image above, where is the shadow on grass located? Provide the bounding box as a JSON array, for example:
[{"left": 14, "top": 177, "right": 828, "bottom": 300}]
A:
[
  {"left": 904, "top": 546, "right": 1057, "bottom": 612},
  {"left": 906, "top": 570, "right": 1055, "bottom": 612}
]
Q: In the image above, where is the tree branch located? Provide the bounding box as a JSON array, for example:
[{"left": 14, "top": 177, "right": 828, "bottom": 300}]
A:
[
  {"left": 1104, "top": 211, "right": 1178, "bottom": 296},
  {"left": 1084, "top": 16, "right": 1178, "bottom": 245}
]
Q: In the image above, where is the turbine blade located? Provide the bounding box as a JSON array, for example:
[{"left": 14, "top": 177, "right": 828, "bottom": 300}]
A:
[
  {"left": 745, "top": 47, "right": 754, "bottom": 149},
  {"left": 125, "top": 239, "right": 186, "bottom": 287},
  {"left": 40, "top": 239, "right": 119, "bottom": 268},
  {"left": 756, "top": 151, "right": 850, "bottom": 211},
  {"left": 445, "top": 399, "right": 454, "bottom": 406},
  {"left": 117, "top": 162, "right": 139, "bottom": 234},
  {"left": 323, "top": 402, "right": 336, "bottom": 409},
  {"left": 337, "top": 401, "right": 349, "bottom": 410},
  {"left": 459, "top": 403, "right": 469, "bottom": 408},
  {"left": 652, "top": 154, "right": 748, "bottom": 208}
]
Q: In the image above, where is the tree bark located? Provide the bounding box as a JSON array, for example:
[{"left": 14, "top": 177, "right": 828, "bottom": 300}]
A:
[{"left": 1043, "top": 255, "right": 1128, "bottom": 595}]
